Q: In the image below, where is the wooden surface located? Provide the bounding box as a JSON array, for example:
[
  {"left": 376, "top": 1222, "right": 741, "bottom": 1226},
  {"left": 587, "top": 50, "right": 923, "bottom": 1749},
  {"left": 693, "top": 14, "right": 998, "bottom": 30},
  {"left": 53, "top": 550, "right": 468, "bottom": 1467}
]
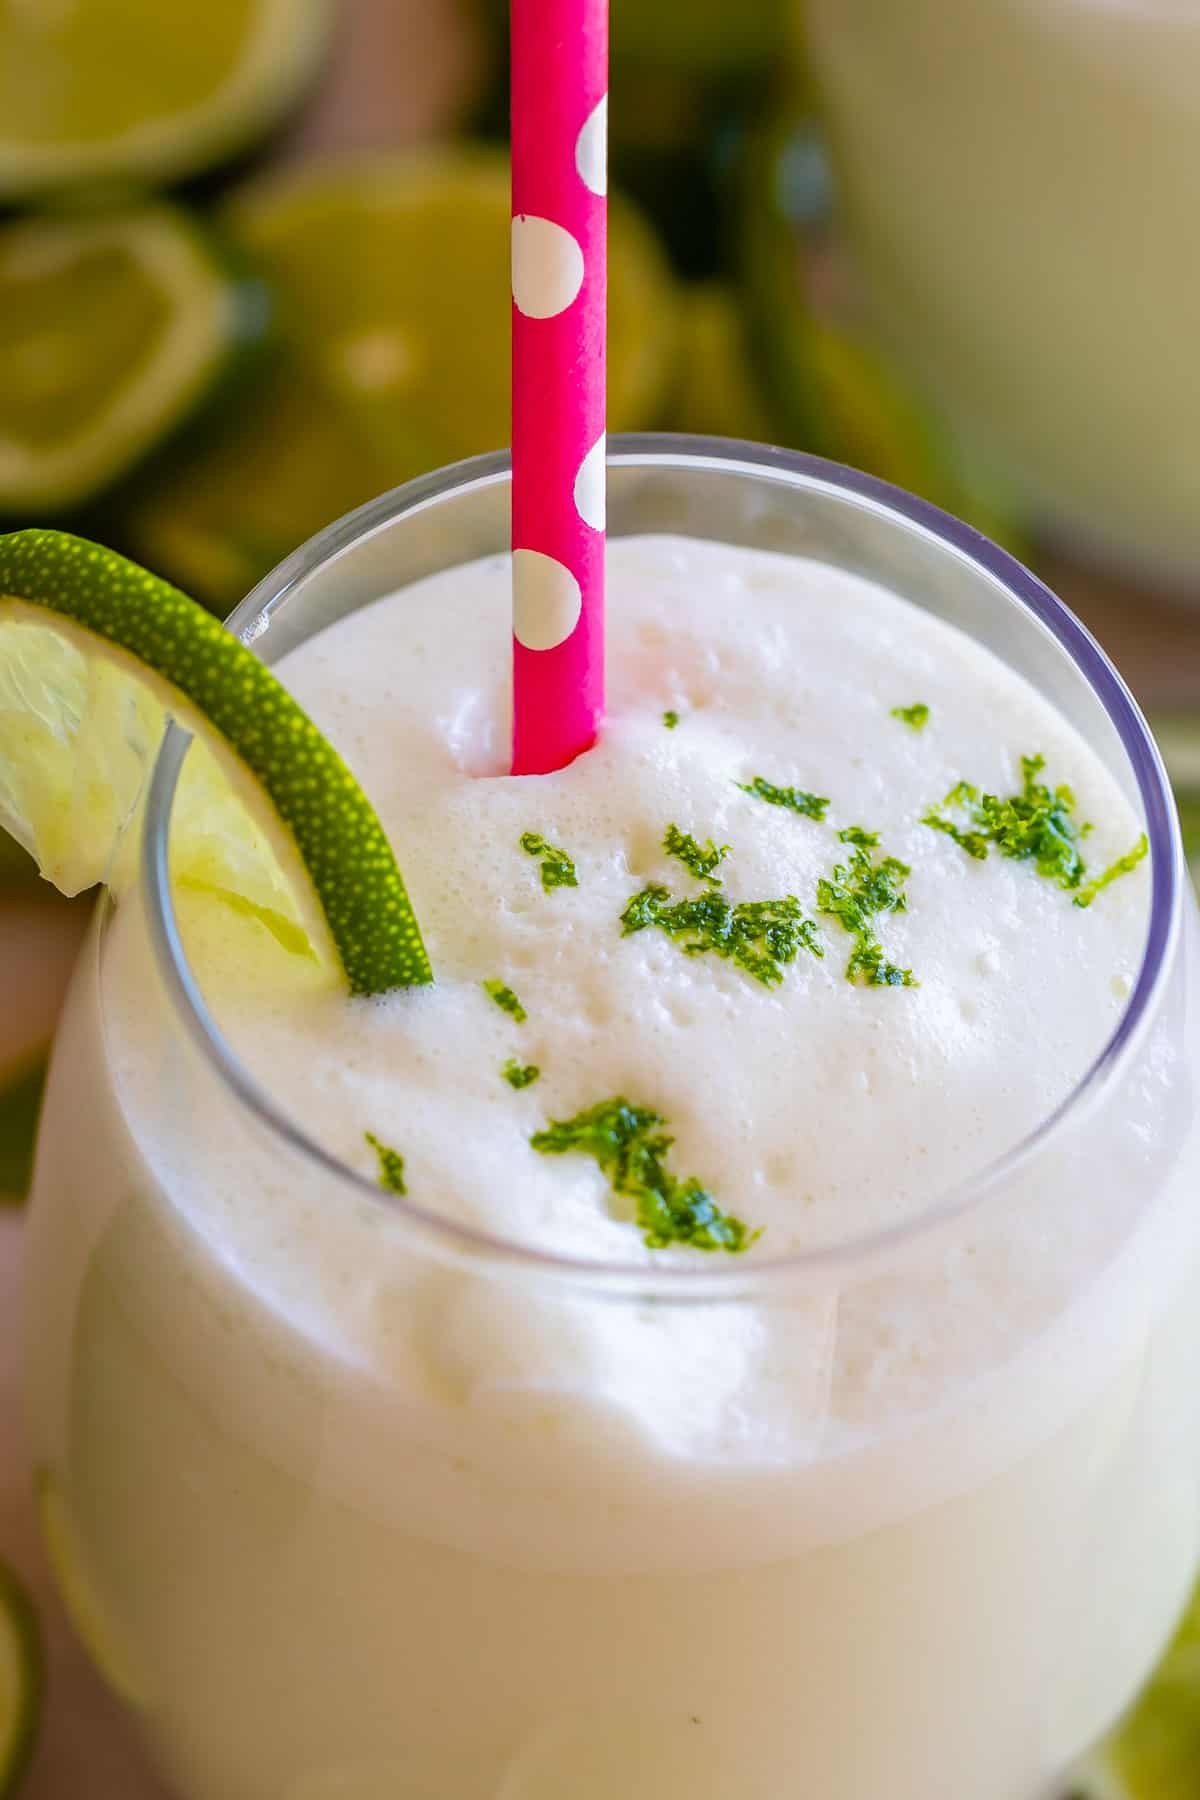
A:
[{"left": 3, "top": 0, "right": 1199, "bottom": 1795}]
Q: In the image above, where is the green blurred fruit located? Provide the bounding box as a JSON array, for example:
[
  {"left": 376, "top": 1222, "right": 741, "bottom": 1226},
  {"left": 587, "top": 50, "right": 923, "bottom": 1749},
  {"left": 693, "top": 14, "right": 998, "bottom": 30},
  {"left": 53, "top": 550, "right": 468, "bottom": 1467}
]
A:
[
  {"left": 127, "top": 148, "right": 680, "bottom": 611},
  {"left": 0, "top": 1559, "right": 41, "bottom": 1793},
  {"left": 669, "top": 283, "right": 773, "bottom": 441},
  {"left": 1153, "top": 717, "right": 1200, "bottom": 886},
  {"left": 0, "top": 203, "right": 269, "bottom": 515},
  {"left": 1072, "top": 1578, "right": 1200, "bottom": 1800},
  {"left": 0, "top": 0, "right": 332, "bottom": 201}
]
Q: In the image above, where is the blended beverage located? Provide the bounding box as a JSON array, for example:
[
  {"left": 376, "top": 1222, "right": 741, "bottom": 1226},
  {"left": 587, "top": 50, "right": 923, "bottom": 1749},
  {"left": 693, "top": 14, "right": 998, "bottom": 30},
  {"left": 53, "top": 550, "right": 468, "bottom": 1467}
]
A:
[{"left": 24, "top": 534, "right": 1200, "bottom": 1800}]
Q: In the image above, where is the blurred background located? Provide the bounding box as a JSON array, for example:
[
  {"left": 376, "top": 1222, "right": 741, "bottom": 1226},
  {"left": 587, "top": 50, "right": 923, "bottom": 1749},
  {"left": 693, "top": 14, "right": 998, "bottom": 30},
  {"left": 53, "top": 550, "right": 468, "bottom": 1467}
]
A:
[
  {"left": 6, "top": 0, "right": 1200, "bottom": 1212},
  {"left": 2, "top": 0, "right": 1200, "bottom": 1789}
]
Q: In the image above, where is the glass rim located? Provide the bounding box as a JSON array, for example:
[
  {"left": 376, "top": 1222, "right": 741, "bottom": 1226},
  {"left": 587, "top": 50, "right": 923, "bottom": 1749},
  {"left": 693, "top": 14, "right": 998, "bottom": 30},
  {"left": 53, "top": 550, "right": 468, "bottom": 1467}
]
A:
[{"left": 139, "top": 433, "right": 1185, "bottom": 1301}]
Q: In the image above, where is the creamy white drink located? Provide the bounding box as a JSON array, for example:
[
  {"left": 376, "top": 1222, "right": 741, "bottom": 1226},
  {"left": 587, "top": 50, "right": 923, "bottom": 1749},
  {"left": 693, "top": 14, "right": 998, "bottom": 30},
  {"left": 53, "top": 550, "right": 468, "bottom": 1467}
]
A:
[{"left": 23, "top": 536, "right": 1200, "bottom": 1800}]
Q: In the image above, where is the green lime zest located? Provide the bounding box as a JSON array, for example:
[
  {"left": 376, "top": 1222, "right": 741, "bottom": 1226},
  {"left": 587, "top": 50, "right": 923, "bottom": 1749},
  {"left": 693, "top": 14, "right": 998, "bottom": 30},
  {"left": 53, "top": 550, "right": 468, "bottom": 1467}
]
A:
[
  {"left": 365, "top": 1131, "right": 406, "bottom": 1196},
  {"left": 816, "top": 835, "right": 916, "bottom": 988},
  {"left": 531, "top": 1097, "right": 757, "bottom": 1253},
  {"left": 736, "top": 774, "right": 829, "bottom": 821},
  {"left": 663, "top": 709, "right": 680, "bottom": 729},
  {"left": 502, "top": 1059, "right": 540, "bottom": 1090},
  {"left": 520, "top": 831, "right": 578, "bottom": 892},
  {"left": 891, "top": 702, "right": 930, "bottom": 730},
  {"left": 1074, "top": 832, "right": 1149, "bottom": 909},
  {"left": 621, "top": 884, "right": 822, "bottom": 987},
  {"left": 923, "top": 754, "right": 1087, "bottom": 892},
  {"left": 483, "top": 979, "right": 527, "bottom": 1022},
  {"left": 663, "top": 822, "right": 729, "bottom": 885},
  {"left": 0, "top": 530, "right": 431, "bottom": 996}
]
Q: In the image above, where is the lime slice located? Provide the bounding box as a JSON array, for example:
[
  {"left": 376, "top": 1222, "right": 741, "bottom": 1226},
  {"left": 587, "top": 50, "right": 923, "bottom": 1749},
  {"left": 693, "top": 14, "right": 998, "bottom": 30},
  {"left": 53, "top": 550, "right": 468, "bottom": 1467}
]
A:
[
  {"left": 0, "top": 529, "right": 430, "bottom": 995},
  {"left": 0, "top": 0, "right": 330, "bottom": 200},
  {"left": 35, "top": 1470, "right": 148, "bottom": 1711},
  {"left": 1072, "top": 1580, "right": 1200, "bottom": 1800},
  {"left": 0, "top": 204, "right": 266, "bottom": 515},
  {"left": 127, "top": 148, "right": 680, "bottom": 609},
  {"left": 0, "top": 1559, "right": 41, "bottom": 1796}
]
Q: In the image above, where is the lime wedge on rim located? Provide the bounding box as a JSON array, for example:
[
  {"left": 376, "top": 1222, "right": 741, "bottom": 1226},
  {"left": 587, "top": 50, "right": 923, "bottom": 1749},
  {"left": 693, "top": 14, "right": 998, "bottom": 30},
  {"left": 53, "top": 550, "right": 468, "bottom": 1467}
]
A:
[
  {"left": 127, "top": 147, "right": 680, "bottom": 609},
  {"left": 0, "top": 0, "right": 331, "bottom": 200},
  {"left": 0, "top": 529, "right": 430, "bottom": 996},
  {"left": 0, "top": 204, "right": 267, "bottom": 514},
  {"left": 0, "top": 1558, "right": 41, "bottom": 1796}
]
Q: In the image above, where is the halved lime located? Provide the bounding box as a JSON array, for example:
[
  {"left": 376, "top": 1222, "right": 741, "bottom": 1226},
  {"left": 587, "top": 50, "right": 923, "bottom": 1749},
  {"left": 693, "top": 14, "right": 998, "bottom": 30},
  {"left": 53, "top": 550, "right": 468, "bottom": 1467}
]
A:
[
  {"left": 0, "top": 204, "right": 267, "bottom": 515},
  {"left": 1072, "top": 1580, "right": 1200, "bottom": 1800},
  {"left": 127, "top": 148, "right": 680, "bottom": 609},
  {"left": 0, "top": 529, "right": 430, "bottom": 995},
  {"left": 0, "top": 0, "right": 331, "bottom": 200},
  {"left": 0, "top": 1558, "right": 41, "bottom": 1796}
]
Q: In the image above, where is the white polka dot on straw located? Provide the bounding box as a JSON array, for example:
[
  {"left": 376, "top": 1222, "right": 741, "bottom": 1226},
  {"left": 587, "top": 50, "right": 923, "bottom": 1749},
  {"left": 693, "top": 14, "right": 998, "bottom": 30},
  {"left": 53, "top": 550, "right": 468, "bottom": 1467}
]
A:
[
  {"left": 512, "top": 549, "right": 584, "bottom": 650},
  {"left": 574, "top": 95, "right": 608, "bottom": 197},
  {"left": 573, "top": 433, "right": 606, "bottom": 531},
  {"left": 511, "top": 215, "right": 586, "bottom": 319}
]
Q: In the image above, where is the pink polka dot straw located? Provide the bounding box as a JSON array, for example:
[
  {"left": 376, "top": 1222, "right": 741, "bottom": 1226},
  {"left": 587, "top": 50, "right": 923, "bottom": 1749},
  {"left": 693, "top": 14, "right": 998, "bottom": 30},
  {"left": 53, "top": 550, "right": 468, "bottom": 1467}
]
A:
[{"left": 510, "top": 0, "right": 608, "bottom": 776}]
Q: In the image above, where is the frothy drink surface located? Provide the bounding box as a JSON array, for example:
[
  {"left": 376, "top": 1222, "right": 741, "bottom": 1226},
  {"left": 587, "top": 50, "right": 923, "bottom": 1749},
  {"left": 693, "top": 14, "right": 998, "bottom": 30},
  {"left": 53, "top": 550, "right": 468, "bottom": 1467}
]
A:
[{"left": 33, "top": 537, "right": 1200, "bottom": 1800}]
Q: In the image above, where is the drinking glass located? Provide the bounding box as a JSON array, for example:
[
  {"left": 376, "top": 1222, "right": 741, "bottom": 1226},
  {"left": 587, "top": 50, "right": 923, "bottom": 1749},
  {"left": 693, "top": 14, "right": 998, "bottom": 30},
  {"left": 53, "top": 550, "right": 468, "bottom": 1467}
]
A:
[
  {"left": 23, "top": 438, "right": 1200, "bottom": 1800},
  {"left": 803, "top": 0, "right": 1200, "bottom": 587}
]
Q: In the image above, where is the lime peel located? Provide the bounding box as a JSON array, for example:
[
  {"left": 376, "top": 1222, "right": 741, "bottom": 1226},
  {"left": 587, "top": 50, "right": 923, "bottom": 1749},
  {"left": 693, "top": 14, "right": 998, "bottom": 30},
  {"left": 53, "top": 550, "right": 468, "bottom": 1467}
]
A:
[
  {"left": 0, "top": 206, "right": 254, "bottom": 514},
  {"left": 0, "top": 530, "right": 431, "bottom": 996}
]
